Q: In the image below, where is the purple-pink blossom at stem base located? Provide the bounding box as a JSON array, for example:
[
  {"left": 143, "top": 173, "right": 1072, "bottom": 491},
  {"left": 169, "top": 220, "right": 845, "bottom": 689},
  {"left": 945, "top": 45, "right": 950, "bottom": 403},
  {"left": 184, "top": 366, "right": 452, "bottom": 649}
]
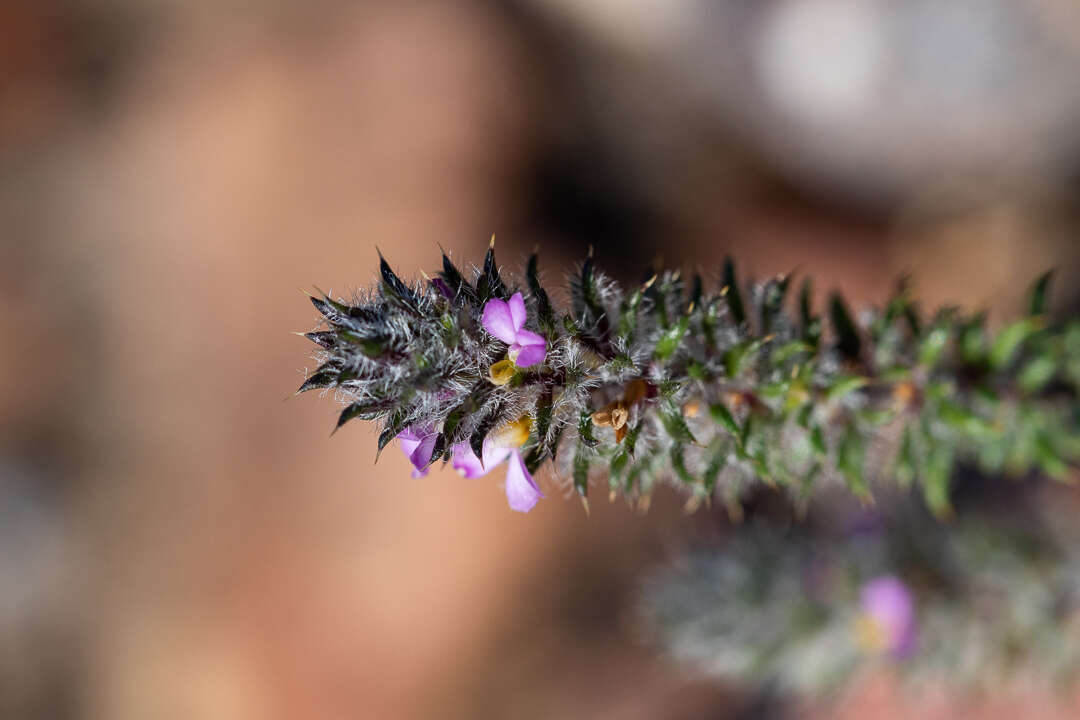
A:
[
  {"left": 451, "top": 440, "right": 543, "bottom": 513},
  {"left": 860, "top": 575, "right": 916, "bottom": 657},
  {"left": 396, "top": 425, "right": 437, "bottom": 478}
]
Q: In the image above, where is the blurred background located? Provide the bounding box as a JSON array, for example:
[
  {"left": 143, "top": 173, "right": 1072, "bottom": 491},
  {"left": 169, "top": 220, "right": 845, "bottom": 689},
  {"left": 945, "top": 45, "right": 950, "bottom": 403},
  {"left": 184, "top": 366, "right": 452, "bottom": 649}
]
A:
[{"left": 2, "top": 0, "right": 1080, "bottom": 718}]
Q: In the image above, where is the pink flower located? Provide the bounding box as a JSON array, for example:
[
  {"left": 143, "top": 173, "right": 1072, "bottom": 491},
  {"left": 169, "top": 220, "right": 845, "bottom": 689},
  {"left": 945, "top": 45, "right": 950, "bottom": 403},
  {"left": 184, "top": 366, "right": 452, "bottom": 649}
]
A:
[
  {"left": 481, "top": 293, "right": 546, "bottom": 367},
  {"left": 858, "top": 575, "right": 916, "bottom": 657},
  {"left": 396, "top": 425, "right": 437, "bottom": 478},
  {"left": 450, "top": 416, "right": 543, "bottom": 512}
]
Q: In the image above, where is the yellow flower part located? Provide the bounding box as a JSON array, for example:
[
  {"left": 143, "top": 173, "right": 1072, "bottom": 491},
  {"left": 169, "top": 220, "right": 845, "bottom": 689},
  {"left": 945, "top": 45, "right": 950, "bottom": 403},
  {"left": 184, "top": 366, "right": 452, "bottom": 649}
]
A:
[
  {"left": 489, "top": 415, "right": 533, "bottom": 449},
  {"left": 854, "top": 614, "right": 888, "bottom": 654},
  {"left": 488, "top": 357, "right": 516, "bottom": 386}
]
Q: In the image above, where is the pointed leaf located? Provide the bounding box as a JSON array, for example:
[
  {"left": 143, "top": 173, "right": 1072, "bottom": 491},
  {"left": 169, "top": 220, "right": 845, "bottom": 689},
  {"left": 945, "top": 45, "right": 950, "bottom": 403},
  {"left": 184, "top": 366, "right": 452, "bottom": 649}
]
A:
[
  {"left": 722, "top": 257, "right": 746, "bottom": 326},
  {"left": 336, "top": 400, "right": 392, "bottom": 429},
  {"left": 799, "top": 278, "right": 820, "bottom": 349},
  {"left": 573, "top": 444, "right": 589, "bottom": 498},
  {"left": 761, "top": 274, "right": 791, "bottom": 334},
  {"left": 578, "top": 411, "right": 599, "bottom": 448},
  {"left": 829, "top": 293, "right": 861, "bottom": 361},
  {"left": 826, "top": 375, "right": 868, "bottom": 403},
  {"left": 440, "top": 252, "right": 477, "bottom": 305},
  {"left": 661, "top": 402, "right": 697, "bottom": 444},
  {"left": 1019, "top": 355, "right": 1057, "bottom": 394},
  {"left": 379, "top": 256, "right": 420, "bottom": 312},
  {"left": 654, "top": 315, "right": 690, "bottom": 360},
  {"left": 470, "top": 411, "right": 500, "bottom": 462},
  {"left": 989, "top": 318, "right": 1038, "bottom": 370},
  {"left": 477, "top": 243, "right": 508, "bottom": 301},
  {"left": 670, "top": 444, "right": 693, "bottom": 485},
  {"left": 709, "top": 402, "right": 740, "bottom": 438},
  {"left": 526, "top": 253, "right": 556, "bottom": 335},
  {"left": 304, "top": 331, "right": 336, "bottom": 349},
  {"left": 376, "top": 412, "right": 408, "bottom": 454},
  {"left": 1028, "top": 270, "right": 1053, "bottom": 317},
  {"left": 298, "top": 367, "right": 339, "bottom": 393}
]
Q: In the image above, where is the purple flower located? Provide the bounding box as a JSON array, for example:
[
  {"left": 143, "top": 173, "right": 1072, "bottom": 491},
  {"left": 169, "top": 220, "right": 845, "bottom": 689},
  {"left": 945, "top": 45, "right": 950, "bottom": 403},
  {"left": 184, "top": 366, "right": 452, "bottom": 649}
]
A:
[
  {"left": 857, "top": 575, "right": 916, "bottom": 657},
  {"left": 396, "top": 425, "right": 437, "bottom": 478},
  {"left": 481, "top": 293, "right": 546, "bottom": 367},
  {"left": 450, "top": 416, "right": 543, "bottom": 512},
  {"left": 430, "top": 277, "right": 454, "bottom": 300}
]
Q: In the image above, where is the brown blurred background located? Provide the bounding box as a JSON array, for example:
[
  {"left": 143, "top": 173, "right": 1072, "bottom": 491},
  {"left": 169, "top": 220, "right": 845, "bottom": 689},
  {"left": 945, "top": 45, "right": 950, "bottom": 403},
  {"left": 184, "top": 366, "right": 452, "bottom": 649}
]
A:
[{"left": 2, "top": 1, "right": 1079, "bottom": 718}]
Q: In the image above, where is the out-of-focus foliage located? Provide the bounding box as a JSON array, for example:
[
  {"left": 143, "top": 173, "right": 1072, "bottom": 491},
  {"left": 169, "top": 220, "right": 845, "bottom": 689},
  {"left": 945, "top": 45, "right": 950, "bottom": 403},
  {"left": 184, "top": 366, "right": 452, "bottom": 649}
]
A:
[{"left": 641, "top": 486, "right": 1080, "bottom": 696}]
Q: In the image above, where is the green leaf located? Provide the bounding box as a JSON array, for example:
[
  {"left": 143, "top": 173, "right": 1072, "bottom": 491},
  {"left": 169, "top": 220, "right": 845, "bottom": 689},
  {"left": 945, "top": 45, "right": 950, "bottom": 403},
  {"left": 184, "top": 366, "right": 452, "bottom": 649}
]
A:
[
  {"left": 376, "top": 412, "right": 408, "bottom": 455},
  {"left": 761, "top": 274, "right": 791, "bottom": 334},
  {"left": 725, "top": 338, "right": 766, "bottom": 378},
  {"left": 476, "top": 242, "right": 508, "bottom": 301},
  {"left": 336, "top": 401, "right": 381, "bottom": 429},
  {"left": 826, "top": 375, "right": 868, "bottom": 403},
  {"left": 547, "top": 427, "right": 565, "bottom": 463},
  {"left": 1018, "top": 355, "right": 1057, "bottom": 394},
  {"left": 379, "top": 254, "right": 420, "bottom": 313},
  {"left": 337, "top": 323, "right": 395, "bottom": 358},
  {"left": 923, "top": 443, "right": 953, "bottom": 517},
  {"left": 303, "top": 331, "right": 336, "bottom": 349},
  {"left": 918, "top": 325, "right": 950, "bottom": 367},
  {"left": 809, "top": 424, "right": 827, "bottom": 457},
  {"left": 610, "top": 448, "right": 631, "bottom": 479},
  {"left": 661, "top": 402, "right": 697, "bottom": 444},
  {"left": 578, "top": 411, "right": 599, "bottom": 447},
  {"left": 654, "top": 315, "right": 690, "bottom": 360},
  {"left": 709, "top": 403, "right": 740, "bottom": 438},
  {"left": 440, "top": 252, "right": 477, "bottom": 305},
  {"left": 298, "top": 365, "right": 339, "bottom": 393},
  {"left": 618, "top": 285, "right": 644, "bottom": 343},
  {"left": 837, "top": 427, "right": 870, "bottom": 500},
  {"left": 690, "top": 274, "right": 704, "bottom": 307},
  {"left": 1028, "top": 270, "right": 1053, "bottom": 317},
  {"left": 960, "top": 314, "right": 988, "bottom": 364},
  {"left": 527, "top": 253, "right": 557, "bottom": 336},
  {"left": 772, "top": 341, "right": 813, "bottom": 366},
  {"left": 533, "top": 387, "right": 553, "bottom": 447},
  {"left": 687, "top": 360, "right": 710, "bottom": 381},
  {"left": 470, "top": 410, "right": 501, "bottom": 462},
  {"left": 670, "top": 444, "right": 694, "bottom": 485},
  {"left": 989, "top": 318, "right": 1038, "bottom": 370},
  {"left": 702, "top": 300, "right": 720, "bottom": 351},
  {"left": 573, "top": 445, "right": 589, "bottom": 497},
  {"left": 523, "top": 446, "right": 544, "bottom": 474},
  {"left": 799, "top": 278, "right": 821, "bottom": 349},
  {"left": 703, "top": 444, "right": 728, "bottom": 494},
  {"left": 722, "top": 257, "right": 746, "bottom": 326},
  {"left": 439, "top": 407, "right": 466, "bottom": 460},
  {"left": 623, "top": 420, "right": 642, "bottom": 454},
  {"left": 829, "top": 293, "right": 862, "bottom": 362},
  {"left": 896, "top": 425, "right": 916, "bottom": 487},
  {"left": 1035, "top": 431, "right": 1068, "bottom": 480}
]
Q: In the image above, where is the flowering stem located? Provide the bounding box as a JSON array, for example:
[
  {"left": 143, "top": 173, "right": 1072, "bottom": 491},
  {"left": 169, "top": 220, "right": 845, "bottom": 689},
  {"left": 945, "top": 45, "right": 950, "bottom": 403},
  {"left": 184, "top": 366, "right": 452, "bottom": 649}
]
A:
[{"left": 298, "top": 245, "right": 1080, "bottom": 516}]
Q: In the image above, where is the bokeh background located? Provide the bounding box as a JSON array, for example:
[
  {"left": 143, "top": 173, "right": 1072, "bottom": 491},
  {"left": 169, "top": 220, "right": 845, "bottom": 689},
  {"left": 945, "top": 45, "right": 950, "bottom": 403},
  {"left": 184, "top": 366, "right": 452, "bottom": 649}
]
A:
[{"left": 2, "top": 1, "right": 1080, "bottom": 718}]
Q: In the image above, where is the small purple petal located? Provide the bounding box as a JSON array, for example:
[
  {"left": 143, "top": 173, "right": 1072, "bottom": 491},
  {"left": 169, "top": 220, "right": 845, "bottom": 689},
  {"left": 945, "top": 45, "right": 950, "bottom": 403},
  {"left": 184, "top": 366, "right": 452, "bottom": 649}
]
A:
[
  {"left": 481, "top": 441, "right": 512, "bottom": 470},
  {"left": 431, "top": 277, "right": 454, "bottom": 299},
  {"left": 512, "top": 343, "right": 545, "bottom": 368},
  {"left": 450, "top": 442, "right": 486, "bottom": 478},
  {"left": 861, "top": 576, "right": 916, "bottom": 657},
  {"left": 481, "top": 298, "right": 518, "bottom": 344},
  {"left": 504, "top": 450, "right": 543, "bottom": 512},
  {"left": 451, "top": 441, "right": 510, "bottom": 478},
  {"left": 511, "top": 330, "right": 546, "bottom": 367},
  {"left": 408, "top": 433, "right": 438, "bottom": 478},
  {"left": 398, "top": 425, "right": 436, "bottom": 478},
  {"left": 507, "top": 292, "right": 527, "bottom": 333}
]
